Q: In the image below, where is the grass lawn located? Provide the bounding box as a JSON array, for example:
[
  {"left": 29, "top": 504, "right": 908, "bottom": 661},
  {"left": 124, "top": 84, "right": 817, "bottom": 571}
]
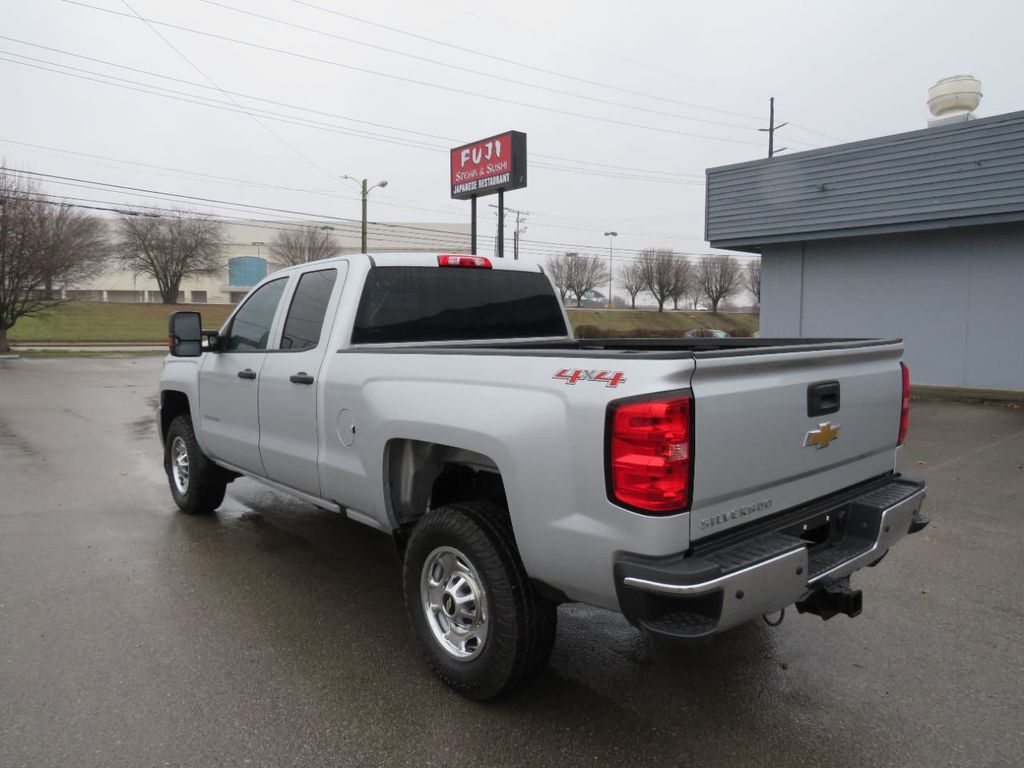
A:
[
  {"left": 14, "top": 349, "right": 169, "bottom": 358},
  {"left": 9, "top": 301, "right": 759, "bottom": 344},
  {"left": 568, "top": 308, "right": 759, "bottom": 337},
  {"left": 9, "top": 302, "right": 235, "bottom": 343}
]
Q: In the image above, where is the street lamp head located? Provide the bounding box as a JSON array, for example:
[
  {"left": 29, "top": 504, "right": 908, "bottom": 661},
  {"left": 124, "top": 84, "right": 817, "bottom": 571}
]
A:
[
  {"left": 377, "top": 180, "right": 389, "bottom": 189},
  {"left": 604, "top": 231, "right": 618, "bottom": 237}
]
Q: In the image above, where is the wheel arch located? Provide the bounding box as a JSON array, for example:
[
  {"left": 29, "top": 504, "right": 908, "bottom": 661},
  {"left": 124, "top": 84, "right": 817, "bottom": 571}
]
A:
[
  {"left": 384, "top": 438, "right": 509, "bottom": 530},
  {"left": 159, "top": 389, "right": 192, "bottom": 444}
]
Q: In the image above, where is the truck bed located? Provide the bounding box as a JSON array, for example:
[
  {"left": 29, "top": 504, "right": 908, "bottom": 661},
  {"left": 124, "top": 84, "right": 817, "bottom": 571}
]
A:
[{"left": 340, "top": 336, "right": 901, "bottom": 357}]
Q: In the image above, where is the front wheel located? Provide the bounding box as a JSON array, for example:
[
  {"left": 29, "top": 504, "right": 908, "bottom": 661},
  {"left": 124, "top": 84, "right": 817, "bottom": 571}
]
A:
[
  {"left": 403, "top": 501, "right": 557, "bottom": 700},
  {"left": 164, "top": 415, "right": 227, "bottom": 515}
]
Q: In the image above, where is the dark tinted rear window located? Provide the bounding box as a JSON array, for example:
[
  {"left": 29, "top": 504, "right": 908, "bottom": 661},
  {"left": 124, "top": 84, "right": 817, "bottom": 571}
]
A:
[{"left": 352, "top": 266, "right": 567, "bottom": 344}]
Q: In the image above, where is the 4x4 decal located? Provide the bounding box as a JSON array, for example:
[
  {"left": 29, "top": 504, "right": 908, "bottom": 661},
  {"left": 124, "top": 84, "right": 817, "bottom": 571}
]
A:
[{"left": 553, "top": 369, "right": 627, "bottom": 388}]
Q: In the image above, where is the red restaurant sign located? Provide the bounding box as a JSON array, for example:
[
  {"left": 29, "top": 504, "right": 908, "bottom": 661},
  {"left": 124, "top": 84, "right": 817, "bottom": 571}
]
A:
[{"left": 450, "top": 131, "right": 527, "bottom": 200}]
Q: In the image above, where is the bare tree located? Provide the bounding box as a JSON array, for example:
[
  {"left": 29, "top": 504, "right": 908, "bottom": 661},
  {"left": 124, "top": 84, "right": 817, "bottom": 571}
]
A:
[
  {"left": 745, "top": 259, "right": 762, "bottom": 305},
  {"left": 39, "top": 203, "right": 111, "bottom": 299},
  {"left": 698, "top": 255, "right": 742, "bottom": 313},
  {"left": 619, "top": 261, "right": 646, "bottom": 309},
  {"left": 670, "top": 258, "right": 695, "bottom": 310},
  {"left": 116, "top": 209, "right": 225, "bottom": 304},
  {"left": 565, "top": 253, "right": 609, "bottom": 308},
  {"left": 269, "top": 225, "right": 340, "bottom": 268},
  {"left": 637, "top": 248, "right": 688, "bottom": 312},
  {"left": 545, "top": 253, "right": 573, "bottom": 302},
  {"left": 0, "top": 168, "right": 110, "bottom": 353}
]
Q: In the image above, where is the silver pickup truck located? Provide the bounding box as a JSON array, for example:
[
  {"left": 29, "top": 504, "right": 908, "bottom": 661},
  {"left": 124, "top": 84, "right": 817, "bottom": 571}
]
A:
[{"left": 159, "top": 252, "right": 928, "bottom": 699}]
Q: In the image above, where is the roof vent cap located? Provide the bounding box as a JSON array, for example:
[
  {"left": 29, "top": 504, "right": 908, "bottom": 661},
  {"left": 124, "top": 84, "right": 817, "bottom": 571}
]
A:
[{"left": 927, "top": 75, "right": 982, "bottom": 126}]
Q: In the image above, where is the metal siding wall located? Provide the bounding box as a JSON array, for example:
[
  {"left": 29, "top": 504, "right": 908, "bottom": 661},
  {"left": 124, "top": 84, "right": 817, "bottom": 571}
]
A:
[
  {"left": 799, "top": 234, "right": 970, "bottom": 386},
  {"left": 759, "top": 246, "right": 803, "bottom": 336},
  {"left": 706, "top": 111, "right": 1024, "bottom": 246},
  {"left": 788, "top": 224, "right": 1024, "bottom": 389},
  {"left": 962, "top": 228, "right": 1024, "bottom": 390}
]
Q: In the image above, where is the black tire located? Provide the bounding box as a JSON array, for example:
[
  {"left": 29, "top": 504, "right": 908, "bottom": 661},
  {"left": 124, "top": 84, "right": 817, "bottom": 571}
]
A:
[
  {"left": 403, "top": 501, "right": 557, "bottom": 700},
  {"left": 164, "top": 415, "right": 227, "bottom": 515}
]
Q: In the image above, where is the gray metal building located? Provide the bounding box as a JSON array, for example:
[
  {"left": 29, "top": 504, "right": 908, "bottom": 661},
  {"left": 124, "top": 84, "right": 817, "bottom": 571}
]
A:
[{"left": 705, "top": 110, "right": 1024, "bottom": 392}]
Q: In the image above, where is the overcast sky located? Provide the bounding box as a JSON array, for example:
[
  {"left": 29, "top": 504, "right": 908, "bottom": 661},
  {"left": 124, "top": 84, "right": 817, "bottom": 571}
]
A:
[{"left": 3, "top": 0, "right": 1022, "bottom": 270}]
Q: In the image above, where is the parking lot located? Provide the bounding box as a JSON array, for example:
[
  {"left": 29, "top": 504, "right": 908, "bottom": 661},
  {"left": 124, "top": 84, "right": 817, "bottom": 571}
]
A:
[{"left": 1, "top": 356, "right": 1021, "bottom": 768}]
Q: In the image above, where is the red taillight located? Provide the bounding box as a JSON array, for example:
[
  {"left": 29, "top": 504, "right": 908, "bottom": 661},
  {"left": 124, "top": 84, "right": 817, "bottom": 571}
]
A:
[
  {"left": 438, "top": 254, "right": 492, "bottom": 268},
  {"left": 609, "top": 394, "right": 692, "bottom": 513},
  {"left": 898, "top": 362, "right": 911, "bottom": 445}
]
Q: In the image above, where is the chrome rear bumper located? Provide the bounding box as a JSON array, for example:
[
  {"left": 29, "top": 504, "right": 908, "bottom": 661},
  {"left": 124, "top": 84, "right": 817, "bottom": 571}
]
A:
[{"left": 614, "top": 476, "right": 927, "bottom": 640}]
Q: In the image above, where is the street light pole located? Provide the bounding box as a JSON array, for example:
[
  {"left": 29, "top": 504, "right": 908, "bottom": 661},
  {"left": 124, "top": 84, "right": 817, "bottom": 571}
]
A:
[
  {"left": 603, "top": 231, "right": 618, "bottom": 309},
  {"left": 343, "top": 175, "right": 388, "bottom": 254},
  {"left": 360, "top": 179, "right": 368, "bottom": 253}
]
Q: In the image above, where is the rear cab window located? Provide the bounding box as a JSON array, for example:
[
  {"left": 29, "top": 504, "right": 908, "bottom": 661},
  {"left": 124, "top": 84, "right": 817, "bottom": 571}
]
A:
[
  {"left": 280, "top": 268, "right": 338, "bottom": 351},
  {"left": 352, "top": 267, "right": 567, "bottom": 344}
]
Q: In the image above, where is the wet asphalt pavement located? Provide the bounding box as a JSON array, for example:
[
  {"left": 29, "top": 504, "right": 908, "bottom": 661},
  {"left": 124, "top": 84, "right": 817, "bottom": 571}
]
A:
[{"left": 1, "top": 357, "right": 1022, "bottom": 768}]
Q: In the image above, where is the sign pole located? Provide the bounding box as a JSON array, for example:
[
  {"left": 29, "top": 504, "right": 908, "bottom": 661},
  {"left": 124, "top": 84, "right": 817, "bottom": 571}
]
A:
[
  {"left": 470, "top": 195, "right": 477, "bottom": 255},
  {"left": 497, "top": 189, "right": 504, "bottom": 258}
]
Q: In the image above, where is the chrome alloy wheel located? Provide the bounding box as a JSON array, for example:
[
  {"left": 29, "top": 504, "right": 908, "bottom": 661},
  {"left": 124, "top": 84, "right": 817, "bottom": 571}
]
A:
[
  {"left": 170, "top": 436, "right": 190, "bottom": 495},
  {"left": 420, "top": 546, "right": 489, "bottom": 661}
]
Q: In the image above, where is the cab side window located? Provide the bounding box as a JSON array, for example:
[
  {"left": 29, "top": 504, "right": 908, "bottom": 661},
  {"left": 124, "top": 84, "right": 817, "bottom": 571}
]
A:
[
  {"left": 280, "top": 269, "right": 338, "bottom": 351},
  {"left": 226, "top": 278, "right": 287, "bottom": 352}
]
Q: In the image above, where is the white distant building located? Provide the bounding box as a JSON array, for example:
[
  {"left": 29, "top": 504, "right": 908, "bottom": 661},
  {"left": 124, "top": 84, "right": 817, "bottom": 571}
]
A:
[{"left": 65, "top": 219, "right": 472, "bottom": 304}]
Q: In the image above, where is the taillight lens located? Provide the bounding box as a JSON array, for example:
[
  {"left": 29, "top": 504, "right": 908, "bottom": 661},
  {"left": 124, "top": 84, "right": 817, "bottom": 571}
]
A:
[
  {"left": 438, "top": 254, "right": 492, "bottom": 268},
  {"left": 609, "top": 394, "right": 692, "bottom": 513},
  {"left": 898, "top": 362, "right": 911, "bottom": 445}
]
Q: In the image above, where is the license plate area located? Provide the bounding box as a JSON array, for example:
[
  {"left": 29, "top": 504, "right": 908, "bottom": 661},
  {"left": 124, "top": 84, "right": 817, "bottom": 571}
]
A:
[{"left": 780, "top": 504, "right": 850, "bottom": 549}]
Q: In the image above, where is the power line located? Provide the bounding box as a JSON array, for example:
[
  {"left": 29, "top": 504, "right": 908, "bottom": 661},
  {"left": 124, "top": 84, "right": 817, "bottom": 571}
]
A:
[
  {"left": 0, "top": 53, "right": 683, "bottom": 187},
  {"left": 5, "top": 33, "right": 706, "bottom": 179},
  {"left": 60, "top": 1, "right": 768, "bottom": 147},
  {"left": 2, "top": 137, "right": 721, "bottom": 249},
  {"left": 285, "top": 0, "right": 770, "bottom": 123},
  {"left": 116, "top": 0, "right": 340, "bottom": 184},
  {"left": 31, "top": 185, "right": 746, "bottom": 265},
  {"left": 0, "top": 43, "right": 707, "bottom": 183},
  {"left": 7, "top": 166, "right": 746, "bottom": 262},
  {"left": 195, "top": 0, "right": 781, "bottom": 136}
]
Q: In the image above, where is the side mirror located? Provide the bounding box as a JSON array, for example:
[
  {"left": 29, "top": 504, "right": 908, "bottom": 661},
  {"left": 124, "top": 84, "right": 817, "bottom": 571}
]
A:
[{"left": 168, "top": 311, "right": 203, "bottom": 357}]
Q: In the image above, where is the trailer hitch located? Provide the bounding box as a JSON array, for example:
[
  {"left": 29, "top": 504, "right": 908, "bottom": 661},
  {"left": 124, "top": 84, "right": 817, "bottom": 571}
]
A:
[{"left": 796, "top": 578, "right": 863, "bottom": 620}]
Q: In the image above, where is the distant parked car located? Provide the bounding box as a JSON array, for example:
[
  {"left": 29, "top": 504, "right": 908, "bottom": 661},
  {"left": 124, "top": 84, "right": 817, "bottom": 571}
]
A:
[{"left": 684, "top": 328, "right": 730, "bottom": 338}]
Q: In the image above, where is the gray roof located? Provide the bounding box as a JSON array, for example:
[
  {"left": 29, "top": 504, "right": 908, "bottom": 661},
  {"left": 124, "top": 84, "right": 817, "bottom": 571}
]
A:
[{"left": 705, "top": 110, "right": 1024, "bottom": 251}]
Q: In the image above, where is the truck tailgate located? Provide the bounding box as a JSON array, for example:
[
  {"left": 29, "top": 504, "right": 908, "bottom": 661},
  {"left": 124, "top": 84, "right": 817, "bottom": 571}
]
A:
[{"left": 688, "top": 341, "right": 904, "bottom": 542}]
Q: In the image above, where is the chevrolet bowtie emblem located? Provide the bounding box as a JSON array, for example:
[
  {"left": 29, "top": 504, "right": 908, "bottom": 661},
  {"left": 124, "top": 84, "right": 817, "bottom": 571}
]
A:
[{"left": 805, "top": 422, "right": 841, "bottom": 449}]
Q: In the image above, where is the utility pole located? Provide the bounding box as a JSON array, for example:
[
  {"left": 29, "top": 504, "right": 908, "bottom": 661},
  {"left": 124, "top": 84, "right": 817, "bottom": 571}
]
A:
[
  {"left": 341, "top": 175, "right": 388, "bottom": 253},
  {"left": 603, "top": 231, "right": 617, "bottom": 308},
  {"left": 759, "top": 96, "right": 788, "bottom": 158},
  {"left": 490, "top": 204, "right": 528, "bottom": 260}
]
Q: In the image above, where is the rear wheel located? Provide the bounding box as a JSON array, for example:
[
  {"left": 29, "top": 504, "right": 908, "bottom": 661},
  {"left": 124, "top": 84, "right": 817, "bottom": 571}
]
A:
[
  {"left": 164, "top": 415, "right": 227, "bottom": 515},
  {"left": 403, "top": 501, "right": 557, "bottom": 700}
]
